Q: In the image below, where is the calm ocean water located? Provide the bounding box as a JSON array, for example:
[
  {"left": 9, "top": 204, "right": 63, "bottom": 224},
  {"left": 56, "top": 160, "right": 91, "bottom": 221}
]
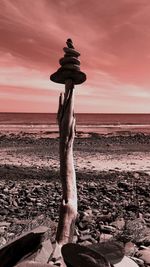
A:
[{"left": 0, "top": 113, "right": 150, "bottom": 134}]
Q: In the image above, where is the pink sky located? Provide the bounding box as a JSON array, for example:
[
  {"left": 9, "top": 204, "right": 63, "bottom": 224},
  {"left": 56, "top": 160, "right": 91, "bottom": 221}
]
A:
[{"left": 0, "top": 0, "right": 150, "bottom": 113}]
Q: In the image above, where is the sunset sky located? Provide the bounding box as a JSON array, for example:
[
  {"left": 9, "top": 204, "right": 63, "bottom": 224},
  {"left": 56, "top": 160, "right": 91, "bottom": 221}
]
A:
[{"left": 0, "top": 0, "right": 150, "bottom": 113}]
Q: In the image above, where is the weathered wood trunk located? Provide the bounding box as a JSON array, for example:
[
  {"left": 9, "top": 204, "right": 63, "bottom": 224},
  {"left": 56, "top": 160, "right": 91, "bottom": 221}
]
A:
[{"left": 56, "top": 79, "right": 77, "bottom": 245}]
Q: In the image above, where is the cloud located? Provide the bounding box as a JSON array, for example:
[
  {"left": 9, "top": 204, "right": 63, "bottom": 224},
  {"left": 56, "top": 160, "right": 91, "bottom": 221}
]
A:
[
  {"left": 0, "top": 0, "right": 150, "bottom": 112},
  {"left": 0, "top": 65, "right": 61, "bottom": 91}
]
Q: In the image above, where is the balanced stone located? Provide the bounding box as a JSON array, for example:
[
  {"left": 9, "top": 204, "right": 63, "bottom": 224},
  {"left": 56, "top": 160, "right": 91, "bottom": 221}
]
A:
[
  {"left": 61, "top": 64, "right": 80, "bottom": 71},
  {"left": 50, "top": 69, "right": 86, "bottom": 85},
  {"left": 63, "top": 47, "right": 80, "bottom": 57},
  {"left": 50, "top": 39, "right": 86, "bottom": 85},
  {"left": 59, "top": 57, "right": 80, "bottom": 66}
]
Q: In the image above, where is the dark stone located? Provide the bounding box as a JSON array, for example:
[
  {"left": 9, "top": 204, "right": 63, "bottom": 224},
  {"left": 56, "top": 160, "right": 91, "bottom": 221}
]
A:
[
  {"left": 63, "top": 47, "right": 80, "bottom": 57},
  {"left": 66, "top": 38, "right": 74, "bottom": 49},
  {"left": 88, "top": 241, "right": 125, "bottom": 265},
  {"left": 50, "top": 69, "right": 86, "bottom": 85},
  {"left": 62, "top": 243, "right": 110, "bottom": 267},
  {"left": 0, "top": 226, "right": 49, "bottom": 267},
  {"left": 61, "top": 63, "right": 80, "bottom": 71},
  {"left": 59, "top": 57, "right": 80, "bottom": 66}
]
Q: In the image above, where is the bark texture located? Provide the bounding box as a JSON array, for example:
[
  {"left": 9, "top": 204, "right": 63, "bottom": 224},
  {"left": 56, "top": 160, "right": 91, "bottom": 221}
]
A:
[{"left": 56, "top": 79, "right": 77, "bottom": 245}]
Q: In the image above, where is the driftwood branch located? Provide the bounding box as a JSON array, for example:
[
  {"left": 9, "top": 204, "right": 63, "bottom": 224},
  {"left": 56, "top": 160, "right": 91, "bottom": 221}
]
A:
[{"left": 56, "top": 79, "right": 77, "bottom": 246}]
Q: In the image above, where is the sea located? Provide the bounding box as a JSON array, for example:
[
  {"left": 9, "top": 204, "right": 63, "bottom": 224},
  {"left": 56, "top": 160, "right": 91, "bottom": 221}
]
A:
[{"left": 0, "top": 113, "right": 150, "bottom": 134}]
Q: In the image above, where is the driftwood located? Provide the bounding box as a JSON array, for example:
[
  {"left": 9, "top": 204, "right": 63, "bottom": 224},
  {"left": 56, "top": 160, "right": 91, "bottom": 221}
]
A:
[
  {"left": 56, "top": 79, "right": 77, "bottom": 245},
  {"left": 49, "top": 39, "right": 86, "bottom": 252}
]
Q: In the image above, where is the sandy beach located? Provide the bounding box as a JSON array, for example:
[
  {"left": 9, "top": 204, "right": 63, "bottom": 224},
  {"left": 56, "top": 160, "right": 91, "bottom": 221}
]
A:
[
  {"left": 0, "top": 129, "right": 150, "bottom": 265},
  {"left": 0, "top": 130, "right": 150, "bottom": 174}
]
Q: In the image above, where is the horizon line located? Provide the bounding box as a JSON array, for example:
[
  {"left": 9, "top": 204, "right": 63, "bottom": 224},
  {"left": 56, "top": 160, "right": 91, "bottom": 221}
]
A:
[{"left": 0, "top": 112, "right": 150, "bottom": 115}]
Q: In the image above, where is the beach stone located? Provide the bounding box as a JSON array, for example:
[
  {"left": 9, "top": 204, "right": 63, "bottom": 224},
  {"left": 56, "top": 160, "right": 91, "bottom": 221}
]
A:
[
  {"left": 100, "top": 225, "right": 116, "bottom": 234},
  {"left": 0, "top": 209, "right": 9, "bottom": 215},
  {"left": 31, "top": 239, "right": 53, "bottom": 263},
  {"left": 0, "top": 221, "right": 11, "bottom": 227},
  {"left": 83, "top": 209, "right": 93, "bottom": 217},
  {"left": 16, "top": 263, "right": 54, "bottom": 267},
  {"left": 133, "top": 172, "right": 140, "bottom": 179},
  {"left": 0, "top": 226, "right": 6, "bottom": 234},
  {"left": 92, "top": 209, "right": 100, "bottom": 216},
  {"left": 139, "top": 248, "right": 150, "bottom": 264},
  {"left": 0, "top": 226, "right": 50, "bottom": 267},
  {"left": 117, "top": 181, "right": 130, "bottom": 190},
  {"left": 50, "top": 68, "right": 86, "bottom": 85},
  {"left": 13, "top": 199, "right": 18, "bottom": 207},
  {"left": 78, "top": 240, "right": 93, "bottom": 246},
  {"left": 139, "top": 245, "right": 149, "bottom": 250},
  {"left": 81, "top": 210, "right": 94, "bottom": 223},
  {"left": 130, "top": 257, "right": 144, "bottom": 266},
  {"left": 79, "top": 234, "right": 92, "bottom": 242},
  {"left": 97, "top": 213, "right": 112, "bottom": 223},
  {"left": 62, "top": 243, "right": 110, "bottom": 267},
  {"left": 73, "top": 235, "right": 78, "bottom": 243},
  {"left": 123, "top": 218, "right": 147, "bottom": 242},
  {"left": 7, "top": 232, "right": 15, "bottom": 238},
  {"left": 124, "top": 242, "right": 136, "bottom": 256},
  {"left": 59, "top": 56, "right": 80, "bottom": 66},
  {"left": 138, "top": 231, "right": 150, "bottom": 246},
  {"left": 63, "top": 47, "right": 80, "bottom": 57},
  {"left": 114, "top": 256, "right": 139, "bottom": 267},
  {"left": 111, "top": 218, "right": 125, "bottom": 230},
  {"left": 3, "top": 187, "right": 9, "bottom": 193},
  {"left": 61, "top": 63, "right": 80, "bottom": 71},
  {"left": 0, "top": 237, "right": 7, "bottom": 248},
  {"left": 16, "top": 239, "right": 53, "bottom": 264},
  {"left": 100, "top": 233, "right": 113, "bottom": 242},
  {"left": 78, "top": 221, "right": 87, "bottom": 230},
  {"left": 87, "top": 240, "right": 125, "bottom": 265},
  {"left": 78, "top": 228, "right": 90, "bottom": 235},
  {"left": 0, "top": 193, "right": 7, "bottom": 200}
]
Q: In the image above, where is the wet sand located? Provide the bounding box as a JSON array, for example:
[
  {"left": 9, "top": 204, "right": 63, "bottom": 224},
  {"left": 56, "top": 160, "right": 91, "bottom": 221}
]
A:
[{"left": 0, "top": 131, "right": 150, "bottom": 174}]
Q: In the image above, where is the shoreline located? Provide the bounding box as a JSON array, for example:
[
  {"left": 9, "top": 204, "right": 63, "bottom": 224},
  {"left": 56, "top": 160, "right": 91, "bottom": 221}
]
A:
[
  {"left": 1, "top": 122, "right": 150, "bottom": 135},
  {"left": 0, "top": 130, "right": 150, "bottom": 174}
]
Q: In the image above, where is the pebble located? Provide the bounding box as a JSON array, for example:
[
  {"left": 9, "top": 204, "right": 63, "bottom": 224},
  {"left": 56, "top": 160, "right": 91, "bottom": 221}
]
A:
[
  {"left": 0, "top": 237, "right": 7, "bottom": 248},
  {"left": 78, "top": 240, "right": 92, "bottom": 246},
  {"left": 111, "top": 218, "right": 125, "bottom": 230},
  {"left": 78, "top": 234, "right": 92, "bottom": 241},
  {"left": 125, "top": 242, "right": 136, "bottom": 256},
  {"left": 100, "top": 225, "right": 116, "bottom": 234},
  {"left": 0, "top": 171, "right": 149, "bottom": 266},
  {"left": 114, "top": 256, "right": 139, "bottom": 267},
  {"left": 63, "top": 47, "right": 80, "bottom": 57},
  {"left": 139, "top": 248, "right": 150, "bottom": 264},
  {"left": 130, "top": 257, "right": 144, "bottom": 266},
  {"left": 61, "top": 63, "right": 80, "bottom": 71},
  {"left": 59, "top": 56, "right": 80, "bottom": 66},
  {"left": 0, "top": 226, "right": 6, "bottom": 234},
  {"left": 100, "top": 233, "right": 113, "bottom": 242},
  {"left": 0, "top": 221, "right": 11, "bottom": 227}
]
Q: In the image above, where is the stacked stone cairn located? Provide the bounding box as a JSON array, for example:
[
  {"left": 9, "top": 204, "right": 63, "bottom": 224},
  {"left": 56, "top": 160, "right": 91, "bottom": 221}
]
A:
[{"left": 50, "top": 39, "right": 86, "bottom": 85}]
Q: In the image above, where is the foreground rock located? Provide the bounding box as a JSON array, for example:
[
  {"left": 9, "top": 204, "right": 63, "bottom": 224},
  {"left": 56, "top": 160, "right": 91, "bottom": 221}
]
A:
[
  {"left": 0, "top": 226, "right": 52, "bottom": 267},
  {"left": 0, "top": 171, "right": 150, "bottom": 266}
]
